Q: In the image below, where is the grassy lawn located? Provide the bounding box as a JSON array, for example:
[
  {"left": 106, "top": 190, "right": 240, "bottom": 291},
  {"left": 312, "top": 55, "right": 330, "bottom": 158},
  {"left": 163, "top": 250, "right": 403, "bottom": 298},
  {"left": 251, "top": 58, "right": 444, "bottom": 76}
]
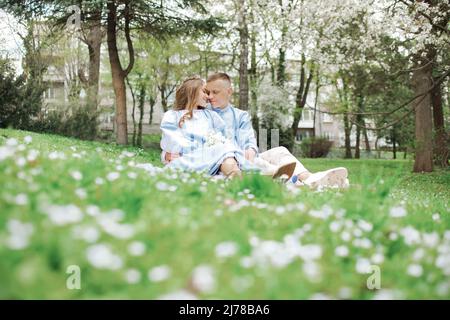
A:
[{"left": 0, "top": 128, "right": 449, "bottom": 299}]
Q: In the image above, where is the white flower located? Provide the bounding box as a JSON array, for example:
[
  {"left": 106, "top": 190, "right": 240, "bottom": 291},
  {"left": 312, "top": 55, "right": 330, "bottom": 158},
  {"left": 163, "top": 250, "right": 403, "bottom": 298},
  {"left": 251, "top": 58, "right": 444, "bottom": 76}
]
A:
[
  {"left": 389, "top": 232, "right": 399, "bottom": 241},
  {"left": 357, "top": 220, "right": 373, "bottom": 232},
  {"left": 353, "top": 238, "right": 372, "bottom": 249},
  {"left": 27, "top": 149, "right": 39, "bottom": 162},
  {"left": 155, "top": 182, "right": 169, "bottom": 191},
  {"left": 412, "top": 248, "right": 425, "bottom": 261},
  {"left": 5, "top": 219, "right": 34, "bottom": 250},
  {"left": 329, "top": 221, "right": 342, "bottom": 233},
  {"left": 399, "top": 226, "right": 421, "bottom": 246},
  {"left": 432, "top": 213, "right": 441, "bottom": 221},
  {"left": 335, "top": 245, "right": 349, "bottom": 257},
  {"left": 239, "top": 257, "right": 254, "bottom": 268},
  {"left": 303, "top": 261, "right": 321, "bottom": 282},
  {"left": 70, "top": 171, "right": 83, "bottom": 181},
  {"left": 42, "top": 204, "right": 84, "bottom": 225},
  {"left": 72, "top": 226, "right": 99, "bottom": 243},
  {"left": 95, "top": 177, "right": 104, "bottom": 185},
  {"left": 215, "top": 241, "right": 239, "bottom": 259},
  {"left": 423, "top": 232, "right": 439, "bottom": 248},
  {"left": 341, "top": 231, "right": 352, "bottom": 242},
  {"left": 205, "top": 131, "right": 228, "bottom": 147},
  {"left": 128, "top": 241, "right": 146, "bottom": 256},
  {"left": 24, "top": 136, "right": 32, "bottom": 144},
  {"left": 75, "top": 188, "right": 87, "bottom": 199},
  {"left": 309, "top": 205, "right": 333, "bottom": 219},
  {"left": 125, "top": 269, "right": 142, "bottom": 284},
  {"left": 106, "top": 172, "right": 120, "bottom": 181},
  {"left": 86, "top": 244, "right": 123, "bottom": 270},
  {"left": 371, "top": 253, "right": 384, "bottom": 264},
  {"left": 158, "top": 289, "right": 197, "bottom": 300},
  {"left": 372, "top": 289, "right": 402, "bottom": 300},
  {"left": 127, "top": 172, "right": 137, "bottom": 179},
  {"left": 309, "top": 293, "right": 334, "bottom": 300},
  {"left": 97, "top": 217, "right": 134, "bottom": 239},
  {"left": 355, "top": 257, "right": 371, "bottom": 274},
  {"left": 297, "top": 244, "right": 322, "bottom": 261},
  {"left": 407, "top": 264, "right": 423, "bottom": 277},
  {"left": 353, "top": 228, "right": 363, "bottom": 238},
  {"left": 86, "top": 205, "right": 100, "bottom": 217},
  {"left": 14, "top": 193, "right": 28, "bottom": 206},
  {"left": 0, "top": 146, "right": 15, "bottom": 161},
  {"left": 436, "top": 282, "right": 450, "bottom": 297},
  {"left": 121, "top": 151, "right": 135, "bottom": 158},
  {"left": 6, "top": 138, "right": 18, "bottom": 146},
  {"left": 191, "top": 265, "right": 216, "bottom": 293},
  {"left": 16, "top": 157, "right": 26, "bottom": 167},
  {"left": 338, "top": 287, "right": 353, "bottom": 299},
  {"left": 148, "top": 265, "right": 171, "bottom": 282},
  {"left": 390, "top": 206, "right": 407, "bottom": 218}
]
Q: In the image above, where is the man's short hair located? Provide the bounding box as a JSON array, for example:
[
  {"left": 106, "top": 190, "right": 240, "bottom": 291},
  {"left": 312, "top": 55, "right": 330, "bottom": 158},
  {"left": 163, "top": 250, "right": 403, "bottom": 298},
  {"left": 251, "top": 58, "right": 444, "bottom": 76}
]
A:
[{"left": 206, "top": 72, "right": 231, "bottom": 84}]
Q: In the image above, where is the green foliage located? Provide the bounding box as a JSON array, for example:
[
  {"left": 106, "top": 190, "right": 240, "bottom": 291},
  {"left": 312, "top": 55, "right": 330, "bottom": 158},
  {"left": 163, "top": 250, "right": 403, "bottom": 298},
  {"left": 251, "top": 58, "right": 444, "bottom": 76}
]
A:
[
  {"left": 30, "top": 105, "right": 99, "bottom": 141},
  {"left": 299, "top": 136, "right": 333, "bottom": 158},
  {"left": 0, "top": 57, "right": 45, "bottom": 130}
]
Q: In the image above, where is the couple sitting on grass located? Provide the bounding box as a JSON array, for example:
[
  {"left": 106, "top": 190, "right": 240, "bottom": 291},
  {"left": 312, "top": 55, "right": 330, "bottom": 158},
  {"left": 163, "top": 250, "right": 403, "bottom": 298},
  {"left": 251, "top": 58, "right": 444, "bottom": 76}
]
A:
[{"left": 160, "top": 73, "right": 349, "bottom": 189}]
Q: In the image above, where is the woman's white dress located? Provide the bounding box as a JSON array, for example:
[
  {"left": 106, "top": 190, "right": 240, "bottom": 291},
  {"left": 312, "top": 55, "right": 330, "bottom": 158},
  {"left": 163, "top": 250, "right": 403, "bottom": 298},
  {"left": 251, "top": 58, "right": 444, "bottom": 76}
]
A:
[{"left": 160, "top": 108, "right": 257, "bottom": 175}]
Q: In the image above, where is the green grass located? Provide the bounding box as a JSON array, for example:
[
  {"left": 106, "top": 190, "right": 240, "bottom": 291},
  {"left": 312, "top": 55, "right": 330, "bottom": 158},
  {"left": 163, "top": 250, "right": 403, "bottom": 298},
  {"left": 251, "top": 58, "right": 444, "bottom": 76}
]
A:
[{"left": 0, "top": 128, "right": 449, "bottom": 299}]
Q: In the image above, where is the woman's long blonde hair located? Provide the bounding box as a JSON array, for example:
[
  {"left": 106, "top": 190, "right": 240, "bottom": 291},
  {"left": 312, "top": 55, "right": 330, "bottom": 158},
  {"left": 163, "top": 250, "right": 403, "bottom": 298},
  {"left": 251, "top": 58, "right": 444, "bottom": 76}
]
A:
[{"left": 174, "top": 76, "right": 205, "bottom": 128}]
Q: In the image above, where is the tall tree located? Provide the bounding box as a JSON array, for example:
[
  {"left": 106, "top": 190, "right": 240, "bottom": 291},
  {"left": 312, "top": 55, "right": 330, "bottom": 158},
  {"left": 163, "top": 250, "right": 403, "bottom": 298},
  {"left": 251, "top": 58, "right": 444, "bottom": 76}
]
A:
[{"left": 236, "top": 0, "right": 249, "bottom": 110}]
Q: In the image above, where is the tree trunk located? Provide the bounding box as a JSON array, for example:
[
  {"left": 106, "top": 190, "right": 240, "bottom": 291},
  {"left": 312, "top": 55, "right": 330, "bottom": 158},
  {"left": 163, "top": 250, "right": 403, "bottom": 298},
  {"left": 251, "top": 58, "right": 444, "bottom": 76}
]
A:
[
  {"left": 277, "top": 10, "right": 287, "bottom": 88},
  {"left": 344, "top": 113, "right": 352, "bottom": 159},
  {"left": 249, "top": 0, "right": 259, "bottom": 135},
  {"left": 126, "top": 77, "right": 136, "bottom": 146},
  {"left": 363, "top": 121, "right": 371, "bottom": 153},
  {"left": 354, "top": 94, "right": 364, "bottom": 159},
  {"left": 85, "top": 9, "right": 102, "bottom": 112},
  {"left": 355, "top": 121, "right": 361, "bottom": 159},
  {"left": 237, "top": 0, "right": 249, "bottom": 110},
  {"left": 432, "top": 75, "right": 449, "bottom": 168},
  {"left": 312, "top": 69, "right": 320, "bottom": 138},
  {"left": 107, "top": 0, "right": 134, "bottom": 145},
  {"left": 149, "top": 95, "right": 156, "bottom": 125},
  {"left": 412, "top": 51, "right": 433, "bottom": 172},
  {"left": 159, "top": 84, "right": 168, "bottom": 112},
  {"left": 137, "top": 84, "right": 145, "bottom": 148},
  {"left": 392, "top": 126, "right": 397, "bottom": 159},
  {"left": 292, "top": 54, "right": 314, "bottom": 137}
]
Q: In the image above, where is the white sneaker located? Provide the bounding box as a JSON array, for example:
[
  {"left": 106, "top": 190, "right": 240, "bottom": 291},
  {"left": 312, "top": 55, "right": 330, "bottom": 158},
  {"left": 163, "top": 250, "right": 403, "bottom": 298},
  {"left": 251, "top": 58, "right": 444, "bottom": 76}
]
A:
[{"left": 302, "top": 167, "right": 348, "bottom": 189}]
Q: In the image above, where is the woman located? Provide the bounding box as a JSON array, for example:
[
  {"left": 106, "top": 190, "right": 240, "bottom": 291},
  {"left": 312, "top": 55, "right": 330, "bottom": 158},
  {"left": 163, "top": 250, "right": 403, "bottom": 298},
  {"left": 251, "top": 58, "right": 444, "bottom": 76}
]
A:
[
  {"left": 160, "top": 76, "right": 296, "bottom": 179},
  {"left": 160, "top": 76, "right": 252, "bottom": 177}
]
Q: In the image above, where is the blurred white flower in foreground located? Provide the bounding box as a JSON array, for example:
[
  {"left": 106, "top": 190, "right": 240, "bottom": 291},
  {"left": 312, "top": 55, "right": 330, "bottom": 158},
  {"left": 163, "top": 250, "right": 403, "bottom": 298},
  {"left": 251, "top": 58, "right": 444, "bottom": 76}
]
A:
[
  {"left": 335, "top": 245, "right": 349, "bottom": 257},
  {"left": 148, "top": 265, "right": 171, "bottom": 282},
  {"left": 191, "top": 265, "right": 216, "bottom": 293},
  {"left": 70, "top": 171, "right": 83, "bottom": 181},
  {"left": 24, "top": 136, "right": 32, "bottom": 144},
  {"left": 5, "top": 219, "right": 34, "bottom": 250},
  {"left": 158, "top": 289, "right": 197, "bottom": 300},
  {"left": 125, "top": 268, "right": 142, "bottom": 284},
  {"left": 407, "top": 264, "right": 423, "bottom": 277},
  {"left": 41, "top": 204, "right": 84, "bottom": 226},
  {"left": 215, "top": 241, "right": 238, "bottom": 259},
  {"left": 86, "top": 244, "right": 123, "bottom": 270},
  {"left": 355, "top": 257, "right": 371, "bottom": 274},
  {"left": 72, "top": 226, "right": 100, "bottom": 243},
  {"left": 390, "top": 206, "right": 407, "bottom": 218},
  {"left": 128, "top": 241, "right": 146, "bottom": 256}
]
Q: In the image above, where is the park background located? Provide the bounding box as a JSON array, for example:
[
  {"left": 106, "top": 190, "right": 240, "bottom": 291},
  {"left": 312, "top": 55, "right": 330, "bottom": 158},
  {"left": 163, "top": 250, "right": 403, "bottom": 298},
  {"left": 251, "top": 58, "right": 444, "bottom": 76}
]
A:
[{"left": 0, "top": 0, "right": 449, "bottom": 299}]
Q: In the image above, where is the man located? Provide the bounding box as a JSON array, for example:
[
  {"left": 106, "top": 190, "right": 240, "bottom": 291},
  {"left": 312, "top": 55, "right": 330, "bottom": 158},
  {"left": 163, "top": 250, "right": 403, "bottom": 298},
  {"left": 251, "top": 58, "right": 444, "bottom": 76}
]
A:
[{"left": 165, "top": 72, "right": 348, "bottom": 188}]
